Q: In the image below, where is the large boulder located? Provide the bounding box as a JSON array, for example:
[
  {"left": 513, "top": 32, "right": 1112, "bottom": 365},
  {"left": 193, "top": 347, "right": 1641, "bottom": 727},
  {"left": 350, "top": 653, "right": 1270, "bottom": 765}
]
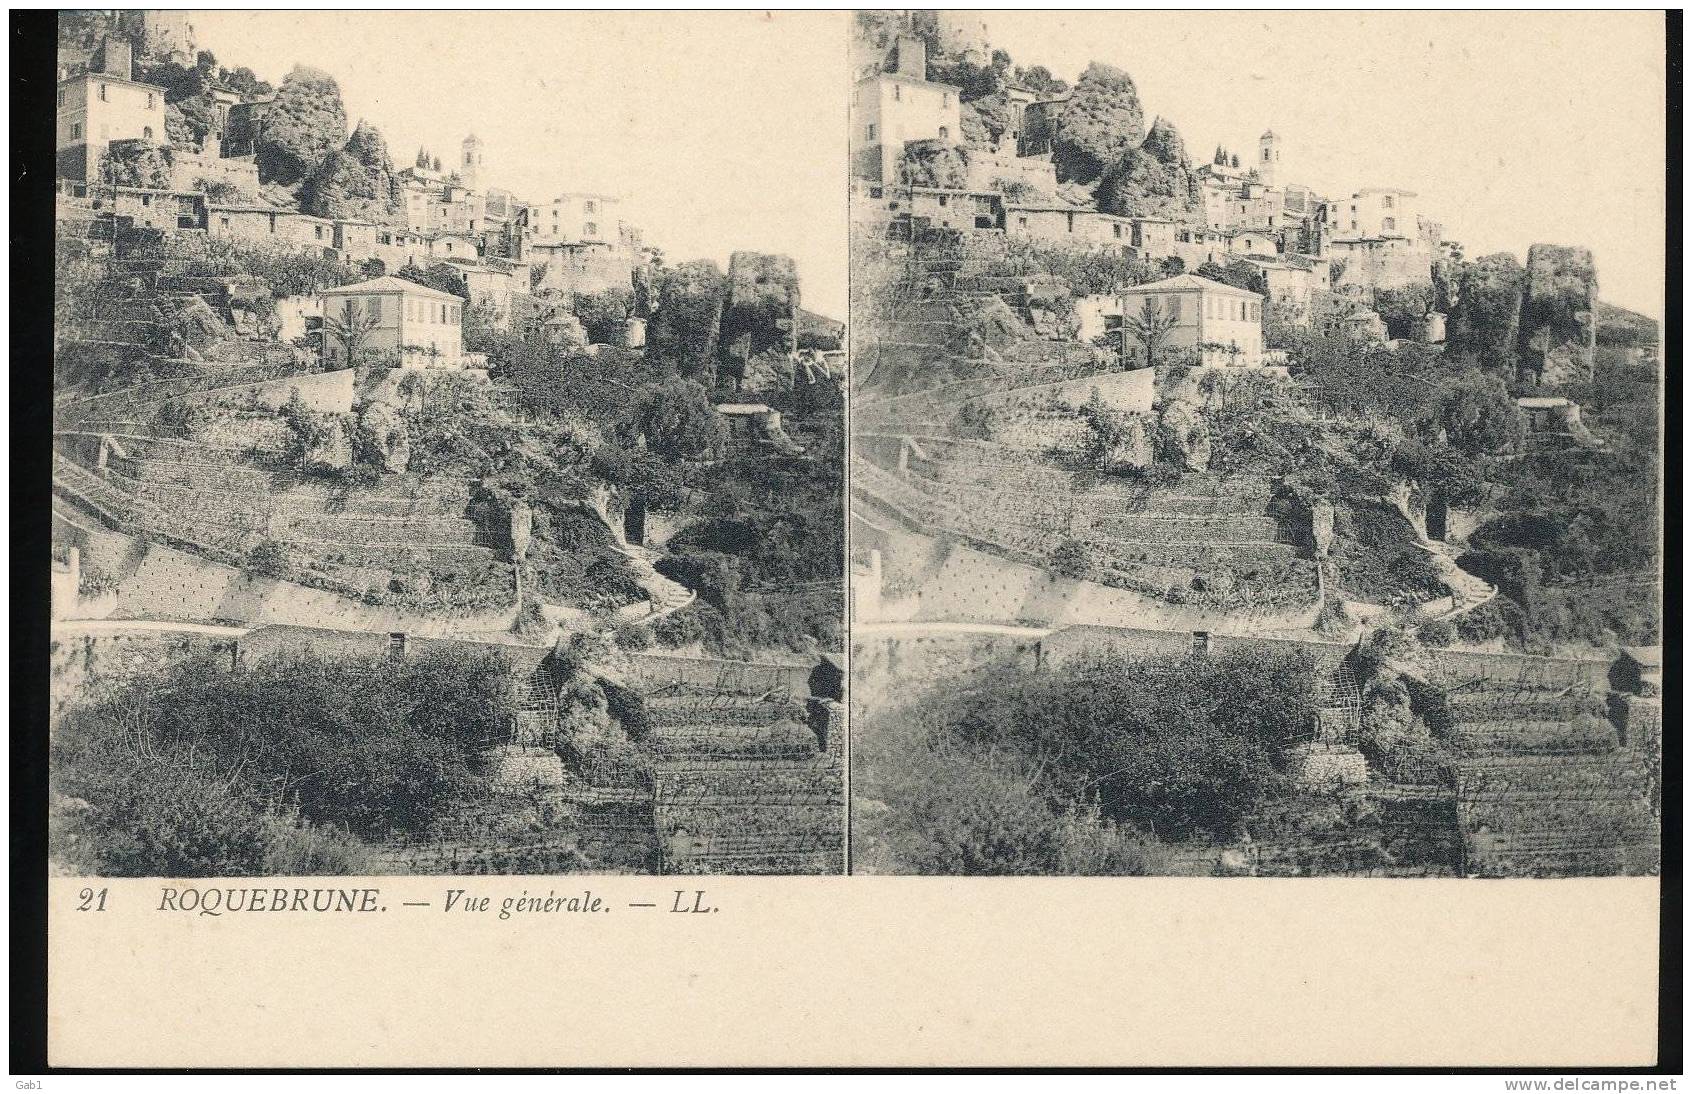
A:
[
  {"left": 1050, "top": 62, "right": 1146, "bottom": 184},
  {"left": 899, "top": 138, "right": 971, "bottom": 189},
  {"left": 254, "top": 65, "right": 349, "bottom": 187},
  {"left": 1447, "top": 252, "right": 1525, "bottom": 369},
  {"left": 301, "top": 120, "right": 402, "bottom": 221},
  {"left": 1518, "top": 244, "right": 1598, "bottom": 385}
]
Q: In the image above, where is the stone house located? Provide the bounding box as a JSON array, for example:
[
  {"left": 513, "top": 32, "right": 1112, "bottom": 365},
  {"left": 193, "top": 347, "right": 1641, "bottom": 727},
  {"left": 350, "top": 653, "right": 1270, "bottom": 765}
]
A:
[
  {"left": 111, "top": 186, "right": 205, "bottom": 231},
  {"left": 530, "top": 239, "right": 635, "bottom": 297},
  {"left": 55, "top": 38, "right": 167, "bottom": 185},
  {"left": 207, "top": 203, "right": 299, "bottom": 245},
  {"left": 332, "top": 218, "right": 380, "bottom": 261},
  {"left": 1132, "top": 216, "right": 1180, "bottom": 260},
  {"left": 851, "top": 36, "right": 963, "bottom": 183},
  {"left": 1118, "top": 273, "right": 1267, "bottom": 367},
  {"left": 1225, "top": 228, "right": 1278, "bottom": 257},
  {"left": 534, "top": 192, "right": 621, "bottom": 246},
  {"left": 426, "top": 232, "right": 480, "bottom": 262},
  {"left": 444, "top": 257, "right": 533, "bottom": 330}
]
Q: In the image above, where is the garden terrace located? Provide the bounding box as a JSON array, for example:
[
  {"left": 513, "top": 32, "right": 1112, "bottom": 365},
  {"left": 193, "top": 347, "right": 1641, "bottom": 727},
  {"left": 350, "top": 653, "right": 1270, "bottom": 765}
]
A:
[
  {"left": 855, "top": 457, "right": 1317, "bottom": 610},
  {"left": 1445, "top": 672, "right": 1659, "bottom": 877}
]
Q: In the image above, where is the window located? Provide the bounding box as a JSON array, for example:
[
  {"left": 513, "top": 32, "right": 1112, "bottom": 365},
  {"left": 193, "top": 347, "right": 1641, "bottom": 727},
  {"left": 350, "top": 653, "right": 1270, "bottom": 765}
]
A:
[
  {"left": 584, "top": 222, "right": 597, "bottom": 236},
  {"left": 1382, "top": 217, "right": 1396, "bottom": 232},
  {"left": 220, "top": 215, "right": 230, "bottom": 230},
  {"left": 98, "top": 83, "right": 107, "bottom": 102},
  {"left": 143, "top": 126, "right": 153, "bottom": 140},
  {"left": 1112, "top": 223, "right": 1122, "bottom": 238},
  {"left": 584, "top": 200, "right": 597, "bottom": 214},
  {"left": 942, "top": 93, "right": 951, "bottom": 107},
  {"left": 937, "top": 194, "right": 948, "bottom": 207},
  {"left": 867, "top": 123, "right": 876, "bottom": 141},
  {"left": 1168, "top": 296, "right": 1182, "bottom": 321},
  {"left": 146, "top": 93, "right": 155, "bottom": 109},
  {"left": 71, "top": 122, "right": 82, "bottom": 140},
  {"left": 938, "top": 126, "right": 949, "bottom": 141},
  {"left": 1017, "top": 216, "right": 1028, "bottom": 229},
  {"left": 368, "top": 296, "right": 383, "bottom": 323},
  {"left": 140, "top": 194, "right": 151, "bottom": 206},
  {"left": 893, "top": 84, "right": 901, "bottom": 101},
  {"left": 56, "top": 88, "right": 64, "bottom": 107},
  {"left": 1382, "top": 194, "right": 1394, "bottom": 209}
]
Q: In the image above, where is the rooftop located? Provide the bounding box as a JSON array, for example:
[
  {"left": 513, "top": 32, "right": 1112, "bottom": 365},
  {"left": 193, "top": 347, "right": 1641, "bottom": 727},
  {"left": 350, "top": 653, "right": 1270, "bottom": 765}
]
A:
[
  {"left": 320, "top": 275, "right": 465, "bottom": 303},
  {"left": 1122, "top": 273, "right": 1262, "bottom": 299}
]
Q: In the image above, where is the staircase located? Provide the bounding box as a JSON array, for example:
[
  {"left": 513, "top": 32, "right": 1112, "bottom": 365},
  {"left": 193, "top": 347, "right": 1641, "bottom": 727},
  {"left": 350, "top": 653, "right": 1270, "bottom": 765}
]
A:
[
  {"left": 618, "top": 543, "right": 697, "bottom": 619},
  {"left": 511, "top": 665, "right": 562, "bottom": 746}
]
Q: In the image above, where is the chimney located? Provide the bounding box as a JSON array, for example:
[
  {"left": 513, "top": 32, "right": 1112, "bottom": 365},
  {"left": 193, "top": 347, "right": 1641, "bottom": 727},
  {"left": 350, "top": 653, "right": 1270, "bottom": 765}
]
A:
[
  {"left": 895, "top": 35, "right": 927, "bottom": 80},
  {"left": 97, "top": 36, "right": 133, "bottom": 82}
]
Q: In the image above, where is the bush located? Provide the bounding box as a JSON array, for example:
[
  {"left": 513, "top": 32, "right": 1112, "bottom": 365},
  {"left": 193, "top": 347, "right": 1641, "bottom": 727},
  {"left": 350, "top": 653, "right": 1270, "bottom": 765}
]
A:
[{"left": 51, "top": 647, "right": 520, "bottom": 875}]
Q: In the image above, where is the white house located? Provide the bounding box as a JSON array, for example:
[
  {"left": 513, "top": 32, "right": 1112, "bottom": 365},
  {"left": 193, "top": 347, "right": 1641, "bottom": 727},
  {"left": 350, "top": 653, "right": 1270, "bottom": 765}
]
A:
[
  {"left": 319, "top": 275, "right": 487, "bottom": 370},
  {"left": 1118, "top": 273, "right": 1267, "bottom": 367},
  {"left": 851, "top": 36, "right": 963, "bottom": 184}
]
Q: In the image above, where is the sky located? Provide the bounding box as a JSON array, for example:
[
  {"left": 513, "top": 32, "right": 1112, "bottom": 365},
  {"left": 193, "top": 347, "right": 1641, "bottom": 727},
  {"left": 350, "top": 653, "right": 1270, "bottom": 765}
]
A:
[
  {"left": 191, "top": 10, "right": 850, "bottom": 318},
  {"left": 987, "top": 10, "right": 1667, "bottom": 319}
]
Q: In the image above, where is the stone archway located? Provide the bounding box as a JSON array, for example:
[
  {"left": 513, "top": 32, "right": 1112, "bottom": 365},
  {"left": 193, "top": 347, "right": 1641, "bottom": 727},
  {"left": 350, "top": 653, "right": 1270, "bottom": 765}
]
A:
[
  {"left": 622, "top": 495, "right": 647, "bottom": 547},
  {"left": 1426, "top": 493, "right": 1449, "bottom": 542}
]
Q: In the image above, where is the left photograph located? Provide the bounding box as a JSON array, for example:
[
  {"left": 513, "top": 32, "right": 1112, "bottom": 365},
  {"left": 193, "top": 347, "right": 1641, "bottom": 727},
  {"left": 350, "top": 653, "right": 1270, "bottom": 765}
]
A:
[{"left": 48, "top": 10, "right": 848, "bottom": 876}]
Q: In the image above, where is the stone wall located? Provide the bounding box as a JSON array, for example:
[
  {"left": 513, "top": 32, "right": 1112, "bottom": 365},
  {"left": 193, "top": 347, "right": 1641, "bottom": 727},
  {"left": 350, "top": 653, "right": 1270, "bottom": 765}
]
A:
[
  {"left": 51, "top": 513, "right": 518, "bottom": 636},
  {"left": 868, "top": 518, "right": 1322, "bottom": 634},
  {"left": 620, "top": 652, "right": 815, "bottom": 699}
]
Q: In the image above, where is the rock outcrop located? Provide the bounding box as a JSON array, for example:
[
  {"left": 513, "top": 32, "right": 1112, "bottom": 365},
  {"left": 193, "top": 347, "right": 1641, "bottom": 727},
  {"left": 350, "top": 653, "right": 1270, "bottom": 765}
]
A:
[
  {"left": 302, "top": 120, "right": 402, "bottom": 221},
  {"left": 1518, "top": 244, "right": 1598, "bottom": 385},
  {"left": 254, "top": 65, "right": 349, "bottom": 187},
  {"left": 899, "top": 138, "right": 972, "bottom": 189},
  {"left": 1050, "top": 62, "right": 1146, "bottom": 184},
  {"left": 721, "top": 252, "right": 799, "bottom": 379}
]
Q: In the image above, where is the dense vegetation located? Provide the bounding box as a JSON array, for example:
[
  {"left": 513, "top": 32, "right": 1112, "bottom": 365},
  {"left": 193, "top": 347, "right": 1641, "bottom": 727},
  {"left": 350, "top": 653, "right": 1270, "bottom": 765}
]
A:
[
  {"left": 52, "top": 648, "right": 516, "bottom": 876},
  {"left": 856, "top": 647, "right": 1319, "bottom": 873}
]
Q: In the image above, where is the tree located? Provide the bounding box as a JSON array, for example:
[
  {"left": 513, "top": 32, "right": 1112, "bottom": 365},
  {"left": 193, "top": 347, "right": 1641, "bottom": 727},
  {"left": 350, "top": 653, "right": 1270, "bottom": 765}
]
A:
[
  {"left": 1436, "top": 373, "right": 1524, "bottom": 456},
  {"left": 415, "top": 146, "right": 430, "bottom": 169},
  {"left": 629, "top": 377, "right": 727, "bottom": 461},
  {"left": 324, "top": 298, "right": 379, "bottom": 363},
  {"left": 50, "top": 647, "right": 519, "bottom": 874},
  {"left": 572, "top": 288, "right": 634, "bottom": 345},
  {"left": 1122, "top": 295, "right": 1179, "bottom": 368}
]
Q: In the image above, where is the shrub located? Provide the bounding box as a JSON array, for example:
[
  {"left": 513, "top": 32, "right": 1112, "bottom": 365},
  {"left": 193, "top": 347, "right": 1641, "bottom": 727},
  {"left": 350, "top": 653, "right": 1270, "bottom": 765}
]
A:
[{"left": 51, "top": 647, "right": 520, "bottom": 875}]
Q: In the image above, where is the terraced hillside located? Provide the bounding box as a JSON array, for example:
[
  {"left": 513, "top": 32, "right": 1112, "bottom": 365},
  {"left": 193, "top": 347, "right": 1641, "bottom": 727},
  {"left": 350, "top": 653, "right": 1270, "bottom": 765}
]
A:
[
  {"left": 1427, "top": 657, "right": 1660, "bottom": 877},
  {"left": 646, "top": 687, "right": 845, "bottom": 874}
]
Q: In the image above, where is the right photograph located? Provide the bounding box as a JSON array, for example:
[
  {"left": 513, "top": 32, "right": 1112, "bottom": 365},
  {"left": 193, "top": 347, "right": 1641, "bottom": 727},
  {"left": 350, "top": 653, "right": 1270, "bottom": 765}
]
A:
[{"left": 848, "top": 10, "right": 1665, "bottom": 877}]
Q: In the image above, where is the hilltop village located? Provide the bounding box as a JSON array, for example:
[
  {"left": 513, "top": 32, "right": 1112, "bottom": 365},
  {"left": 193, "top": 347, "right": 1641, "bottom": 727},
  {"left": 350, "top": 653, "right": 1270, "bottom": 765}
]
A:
[
  {"left": 849, "top": 12, "right": 1662, "bottom": 878},
  {"left": 49, "top": 12, "right": 846, "bottom": 877}
]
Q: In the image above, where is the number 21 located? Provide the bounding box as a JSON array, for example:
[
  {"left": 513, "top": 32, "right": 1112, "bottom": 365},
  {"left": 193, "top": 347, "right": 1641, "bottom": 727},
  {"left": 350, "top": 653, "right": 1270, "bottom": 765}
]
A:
[{"left": 77, "top": 887, "right": 109, "bottom": 912}]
